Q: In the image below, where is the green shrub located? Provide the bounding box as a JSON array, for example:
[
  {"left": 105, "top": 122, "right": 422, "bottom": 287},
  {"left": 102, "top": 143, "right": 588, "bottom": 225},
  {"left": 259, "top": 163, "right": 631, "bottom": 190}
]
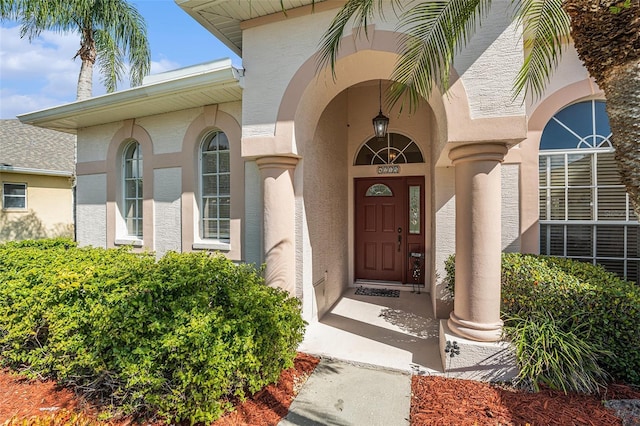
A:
[
  {"left": 445, "top": 253, "right": 640, "bottom": 388},
  {"left": 504, "top": 312, "right": 609, "bottom": 393},
  {"left": 444, "top": 255, "right": 455, "bottom": 297},
  {"left": 0, "top": 241, "right": 306, "bottom": 424}
]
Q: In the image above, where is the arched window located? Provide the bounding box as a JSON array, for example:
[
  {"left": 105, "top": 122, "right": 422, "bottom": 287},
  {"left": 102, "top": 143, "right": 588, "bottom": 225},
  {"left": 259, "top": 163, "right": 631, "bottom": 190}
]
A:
[
  {"left": 201, "top": 131, "right": 230, "bottom": 242},
  {"left": 365, "top": 184, "right": 393, "bottom": 197},
  {"left": 355, "top": 133, "right": 424, "bottom": 165},
  {"left": 539, "top": 100, "right": 639, "bottom": 282},
  {"left": 123, "top": 141, "right": 143, "bottom": 237}
]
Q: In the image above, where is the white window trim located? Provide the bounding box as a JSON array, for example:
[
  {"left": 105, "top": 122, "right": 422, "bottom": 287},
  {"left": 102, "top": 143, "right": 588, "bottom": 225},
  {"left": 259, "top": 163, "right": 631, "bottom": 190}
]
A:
[
  {"left": 2, "top": 182, "right": 27, "bottom": 211},
  {"left": 114, "top": 238, "right": 144, "bottom": 247},
  {"left": 192, "top": 241, "right": 231, "bottom": 251},
  {"left": 195, "top": 131, "right": 231, "bottom": 249},
  {"left": 121, "top": 141, "right": 143, "bottom": 239}
]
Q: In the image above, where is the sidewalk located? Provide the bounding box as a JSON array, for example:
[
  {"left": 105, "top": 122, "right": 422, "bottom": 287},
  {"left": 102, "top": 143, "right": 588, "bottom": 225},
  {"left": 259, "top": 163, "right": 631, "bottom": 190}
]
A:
[{"left": 279, "top": 358, "right": 411, "bottom": 426}]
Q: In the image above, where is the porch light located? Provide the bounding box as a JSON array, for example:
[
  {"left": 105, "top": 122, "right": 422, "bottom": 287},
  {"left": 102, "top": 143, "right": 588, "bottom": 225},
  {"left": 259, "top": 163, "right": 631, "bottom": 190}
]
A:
[{"left": 373, "top": 80, "right": 389, "bottom": 139}]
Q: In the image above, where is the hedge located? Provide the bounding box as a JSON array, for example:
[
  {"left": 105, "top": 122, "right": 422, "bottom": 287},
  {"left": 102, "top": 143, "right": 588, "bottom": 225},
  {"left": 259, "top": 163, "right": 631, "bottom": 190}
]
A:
[
  {"left": 445, "top": 253, "right": 640, "bottom": 387},
  {"left": 0, "top": 239, "right": 306, "bottom": 423}
]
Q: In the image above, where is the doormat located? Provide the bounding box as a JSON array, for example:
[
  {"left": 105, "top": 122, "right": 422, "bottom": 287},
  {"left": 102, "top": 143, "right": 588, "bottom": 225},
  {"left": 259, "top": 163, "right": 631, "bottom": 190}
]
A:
[{"left": 355, "top": 287, "right": 400, "bottom": 298}]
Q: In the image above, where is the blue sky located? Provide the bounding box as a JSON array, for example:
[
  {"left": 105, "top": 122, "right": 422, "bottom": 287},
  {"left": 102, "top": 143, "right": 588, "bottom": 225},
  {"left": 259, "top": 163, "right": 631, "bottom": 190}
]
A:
[{"left": 0, "top": 0, "right": 241, "bottom": 119}]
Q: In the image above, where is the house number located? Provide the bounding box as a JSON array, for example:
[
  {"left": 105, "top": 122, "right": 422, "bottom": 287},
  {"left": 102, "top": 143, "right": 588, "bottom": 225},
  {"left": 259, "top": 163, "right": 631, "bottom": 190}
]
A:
[{"left": 377, "top": 165, "right": 400, "bottom": 174}]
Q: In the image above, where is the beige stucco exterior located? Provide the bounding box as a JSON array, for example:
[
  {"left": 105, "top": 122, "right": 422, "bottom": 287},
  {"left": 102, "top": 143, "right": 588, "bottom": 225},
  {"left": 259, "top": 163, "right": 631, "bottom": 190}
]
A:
[
  {"left": 17, "top": 0, "right": 615, "bottom": 373},
  {"left": 0, "top": 172, "right": 74, "bottom": 241}
]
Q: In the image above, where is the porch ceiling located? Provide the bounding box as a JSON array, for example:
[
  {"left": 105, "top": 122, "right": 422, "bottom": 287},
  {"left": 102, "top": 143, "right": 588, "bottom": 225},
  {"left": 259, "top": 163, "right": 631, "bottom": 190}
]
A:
[
  {"left": 176, "top": 0, "right": 332, "bottom": 56},
  {"left": 18, "top": 60, "right": 242, "bottom": 134}
]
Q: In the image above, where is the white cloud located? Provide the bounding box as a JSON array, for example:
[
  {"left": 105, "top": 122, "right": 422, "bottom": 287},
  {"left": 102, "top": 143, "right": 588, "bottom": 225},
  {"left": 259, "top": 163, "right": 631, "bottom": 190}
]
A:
[
  {"left": 151, "top": 57, "right": 181, "bottom": 75},
  {"left": 0, "top": 89, "right": 68, "bottom": 119},
  {"left": 1, "top": 26, "right": 79, "bottom": 80},
  {"left": 0, "top": 25, "right": 81, "bottom": 117},
  {"left": 0, "top": 18, "right": 234, "bottom": 119}
]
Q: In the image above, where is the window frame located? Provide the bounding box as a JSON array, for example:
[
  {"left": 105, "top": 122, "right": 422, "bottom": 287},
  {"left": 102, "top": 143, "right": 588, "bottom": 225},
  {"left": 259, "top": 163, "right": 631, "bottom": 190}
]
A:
[
  {"left": 355, "top": 132, "right": 424, "bottom": 165},
  {"left": 199, "top": 130, "right": 231, "bottom": 245},
  {"left": 122, "top": 141, "right": 143, "bottom": 240},
  {"left": 2, "top": 182, "right": 27, "bottom": 210},
  {"left": 539, "top": 100, "right": 639, "bottom": 282}
]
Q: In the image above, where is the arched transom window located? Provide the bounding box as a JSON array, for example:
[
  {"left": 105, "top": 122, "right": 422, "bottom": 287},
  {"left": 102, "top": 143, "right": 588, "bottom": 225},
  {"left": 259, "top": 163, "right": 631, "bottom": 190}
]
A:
[
  {"left": 201, "top": 131, "right": 230, "bottom": 242},
  {"left": 539, "top": 100, "right": 639, "bottom": 282},
  {"left": 123, "top": 141, "right": 142, "bottom": 237},
  {"left": 355, "top": 133, "right": 424, "bottom": 165}
]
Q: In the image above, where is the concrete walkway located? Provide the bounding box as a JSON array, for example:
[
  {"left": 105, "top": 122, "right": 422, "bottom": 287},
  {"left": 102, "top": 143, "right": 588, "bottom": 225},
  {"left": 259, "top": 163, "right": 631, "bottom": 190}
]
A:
[
  {"left": 298, "top": 288, "right": 442, "bottom": 375},
  {"left": 279, "top": 358, "right": 411, "bottom": 426}
]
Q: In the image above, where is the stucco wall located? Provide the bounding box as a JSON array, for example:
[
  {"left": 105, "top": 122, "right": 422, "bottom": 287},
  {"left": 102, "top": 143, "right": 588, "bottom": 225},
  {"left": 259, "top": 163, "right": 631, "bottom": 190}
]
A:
[
  {"left": 303, "top": 91, "right": 349, "bottom": 320},
  {"left": 502, "top": 163, "right": 520, "bottom": 252},
  {"left": 74, "top": 103, "right": 246, "bottom": 258},
  {"left": 76, "top": 173, "right": 107, "bottom": 247},
  {"left": 432, "top": 166, "right": 456, "bottom": 318},
  {"left": 154, "top": 167, "right": 182, "bottom": 254},
  {"left": 139, "top": 109, "right": 202, "bottom": 155},
  {"left": 244, "top": 161, "right": 263, "bottom": 266},
  {"left": 77, "top": 123, "right": 121, "bottom": 163},
  {"left": 453, "top": 3, "right": 525, "bottom": 118},
  {"left": 242, "top": 0, "right": 524, "bottom": 141},
  {"left": 0, "top": 172, "right": 74, "bottom": 241}
]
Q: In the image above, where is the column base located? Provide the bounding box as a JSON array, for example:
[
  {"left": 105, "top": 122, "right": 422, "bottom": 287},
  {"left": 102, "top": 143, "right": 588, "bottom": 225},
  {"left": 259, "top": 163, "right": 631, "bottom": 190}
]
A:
[
  {"left": 439, "top": 320, "right": 518, "bottom": 381},
  {"left": 448, "top": 312, "right": 503, "bottom": 342}
]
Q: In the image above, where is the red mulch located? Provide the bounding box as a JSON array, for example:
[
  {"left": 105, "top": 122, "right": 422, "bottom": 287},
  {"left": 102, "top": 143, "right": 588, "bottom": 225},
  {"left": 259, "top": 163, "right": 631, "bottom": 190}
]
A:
[
  {"left": 211, "top": 353, "right": 319, "bottom": 426},
  {"left": 411, "top": 375, "right": 640, "bottom": 426},
  {"left": 0, "top": 368, "right": 85, "bottom": 421},
  {"left": 2, "top": 354, "right": 639, "bottom": 426}
]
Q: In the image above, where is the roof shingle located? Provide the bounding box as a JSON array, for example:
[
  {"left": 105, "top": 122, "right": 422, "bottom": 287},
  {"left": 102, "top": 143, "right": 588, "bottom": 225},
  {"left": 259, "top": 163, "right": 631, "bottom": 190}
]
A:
[{"left": 0, "top": 119, "right": 75, "bottom": 174}]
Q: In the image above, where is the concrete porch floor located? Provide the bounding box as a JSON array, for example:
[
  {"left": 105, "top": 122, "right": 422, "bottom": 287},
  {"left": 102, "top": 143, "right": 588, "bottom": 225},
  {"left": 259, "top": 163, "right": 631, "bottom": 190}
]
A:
[{"left": 298, "top": 286, "right": 445, "bottom": 375}]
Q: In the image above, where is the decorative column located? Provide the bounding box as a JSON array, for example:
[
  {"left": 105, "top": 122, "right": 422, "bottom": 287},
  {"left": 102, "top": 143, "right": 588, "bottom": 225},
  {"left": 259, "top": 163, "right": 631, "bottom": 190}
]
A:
[
  {"left": 448, "top": 143, "right": 507, "bottom": 342},
  {"left": 256, "top": 155, "right": 299, "bottom": 296}
]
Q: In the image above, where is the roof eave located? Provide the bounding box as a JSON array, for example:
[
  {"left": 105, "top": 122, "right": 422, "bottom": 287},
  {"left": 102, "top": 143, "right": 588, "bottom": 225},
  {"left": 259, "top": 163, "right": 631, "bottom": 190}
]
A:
[
  {"left": 18, "top": 59, "right": 243, "bottom": 134},
  {"left": 175, "top": 0, "right": 242, "bottom": 56},
  {"left": 0, "top": 165, "right": 74, "bottom": 177}
]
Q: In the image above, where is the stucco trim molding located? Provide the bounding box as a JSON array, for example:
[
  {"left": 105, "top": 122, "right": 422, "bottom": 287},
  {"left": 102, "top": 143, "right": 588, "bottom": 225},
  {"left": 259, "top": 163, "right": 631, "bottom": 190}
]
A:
[
  {"left": 255, "top": 155, "right": 300, "bottom": 171},
  {"left": 528, "top": 78, "right": 603, "bottom": 131},
  {"left": 76, "top": 161, "right": 106, "bottom": 176},
  {"left": 105, "top": 120, "right": 154, "bottom": 250},
  {"left": 448, "top": 142, "right": 508, "bottom": 165},
  {"left": 181, "top": 107, "right": 244, "bottom": 260}
]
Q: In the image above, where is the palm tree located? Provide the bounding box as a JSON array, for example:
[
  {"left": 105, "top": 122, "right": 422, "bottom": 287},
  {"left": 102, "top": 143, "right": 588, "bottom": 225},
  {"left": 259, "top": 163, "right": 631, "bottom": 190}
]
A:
[
  {"left": 1, "top": 0, "right": 151, "bottom": 100},
  {"left": 318, "top": 0, "right": 640, "bottom": 217}
]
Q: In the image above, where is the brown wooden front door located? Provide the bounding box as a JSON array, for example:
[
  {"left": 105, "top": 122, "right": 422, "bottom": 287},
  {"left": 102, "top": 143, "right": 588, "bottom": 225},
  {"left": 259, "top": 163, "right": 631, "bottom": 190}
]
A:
[{"left": 355, "top": 177, "right": 425, "bottom": 284}]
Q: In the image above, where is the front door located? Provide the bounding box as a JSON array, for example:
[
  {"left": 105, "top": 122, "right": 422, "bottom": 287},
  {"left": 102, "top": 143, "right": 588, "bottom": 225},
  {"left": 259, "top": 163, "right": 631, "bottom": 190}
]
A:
[{"left": 355, "top": 177, "right": 425, "bottom": 284}]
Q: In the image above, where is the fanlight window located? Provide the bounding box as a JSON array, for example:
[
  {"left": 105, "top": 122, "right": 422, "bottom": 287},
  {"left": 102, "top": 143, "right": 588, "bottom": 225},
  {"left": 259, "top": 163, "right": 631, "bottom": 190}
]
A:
[
  {"left": 540, "top": 100, "right": 612, "bottom": 150},
  {"left": 355, "top": 133, "right": 424, "bottom": 165},
  {"left": 539, "top": 100, "right": 639, "bottom": 283},
  {"left": 365, "top": 184, "right": 393, "bottom": 197}
]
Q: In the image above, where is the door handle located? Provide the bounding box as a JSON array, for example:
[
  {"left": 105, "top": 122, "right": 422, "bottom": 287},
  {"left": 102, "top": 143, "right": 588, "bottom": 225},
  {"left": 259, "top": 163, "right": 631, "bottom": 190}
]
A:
[{"left": 397, "top": 227, "right": 402, "bottom": 252}]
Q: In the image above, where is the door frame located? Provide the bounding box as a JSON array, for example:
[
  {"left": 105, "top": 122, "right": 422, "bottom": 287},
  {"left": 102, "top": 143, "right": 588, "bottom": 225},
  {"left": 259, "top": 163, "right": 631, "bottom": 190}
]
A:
[{"left": 353, "top": 175, "right": 426, "bottom": 285}]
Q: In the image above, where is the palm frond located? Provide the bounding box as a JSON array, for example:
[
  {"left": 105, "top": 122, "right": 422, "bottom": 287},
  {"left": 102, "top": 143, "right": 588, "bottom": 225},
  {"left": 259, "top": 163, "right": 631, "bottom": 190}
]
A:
[
  {"left": 95, "top": 29, "right": 124, "bottom": 93},
  {"left": 389, "top": 0, "right": 491, "bottom": 112},
  {"left": 316, "top": 0, "right": 402, "bottom": 78},
  {"left": 512, "top": 0, "right": 571, "bottom": 101},
  {"left": 108, "top": 0, "right": 150, "bottom": 87}
]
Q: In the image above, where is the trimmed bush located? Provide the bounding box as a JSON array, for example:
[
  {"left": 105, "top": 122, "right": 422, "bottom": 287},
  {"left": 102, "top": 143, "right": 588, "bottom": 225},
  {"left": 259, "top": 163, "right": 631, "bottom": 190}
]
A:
[
  {"left": 445, "top": 253, "right": 640, "bottom": 388},
  {"left": 0, "top": 241, "right": 306, "bottom": 423}
]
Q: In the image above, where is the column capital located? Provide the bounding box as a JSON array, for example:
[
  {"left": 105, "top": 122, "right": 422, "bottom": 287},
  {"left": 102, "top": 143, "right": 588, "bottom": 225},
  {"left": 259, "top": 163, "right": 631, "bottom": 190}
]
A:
[
  {"left": 256, "top": 155, "right": 300, "bottom": 171},
  {"left": 448, "top": 142, "right": 508, "bottom": 165}
]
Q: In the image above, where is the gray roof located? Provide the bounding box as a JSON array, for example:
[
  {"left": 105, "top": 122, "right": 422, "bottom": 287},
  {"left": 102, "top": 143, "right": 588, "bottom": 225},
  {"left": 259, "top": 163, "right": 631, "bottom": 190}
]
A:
[{"left": 0, "top": 119, "right": 75, "bottom": 174}]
